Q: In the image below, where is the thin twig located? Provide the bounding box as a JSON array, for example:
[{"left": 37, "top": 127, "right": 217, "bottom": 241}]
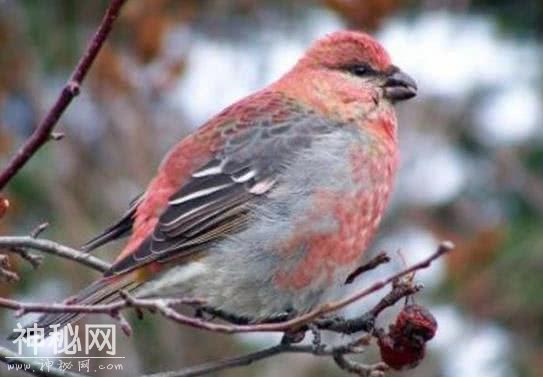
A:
[
  {"left": 141, "top": 337, "right": 372, "bottom": 377},
  {"left": 345, "top": 252, "right": 391, "bottom": 284},
  {"left": 315, "top": 281, "right": 422, "bottom": 334},
  {"left": 30, "top": 223, "right": 49, "bottom": 239},
  {"left": 0, "top": 296, "right": 203, "bottom": 317},
  {"left": 303, "top": 241, "right": 453, "bottom": 324},
  {"left": 0, "top": 240, "right": 451, "bottom": 377},
  {"left": 0, "top": 268, "right": 19, "bottom": 283},
  {"left": 0, "top": 242, "right": 451, "bottom": 377},
  {"left": 143, "top": 344, "right": 287, "bottom": 377},
  {"left": 0, "top": 254, "right": 19, "bottom": 282},
  {"left": 0, "top": 236, "right": 110, "bottom": 272},
  {"left": 0, "top": 0, "right": 127, "bottom": 191},
  {"left": 9, "top": 247, "right": 44, "bottom": 269},
  {"left": 333, "top": 354, "right": 388, "bottom": 377}
]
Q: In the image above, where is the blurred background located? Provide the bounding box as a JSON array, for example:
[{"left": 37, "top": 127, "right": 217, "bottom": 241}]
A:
[{"left": 0, "top": 0, "right": 542, "bottom": 376}]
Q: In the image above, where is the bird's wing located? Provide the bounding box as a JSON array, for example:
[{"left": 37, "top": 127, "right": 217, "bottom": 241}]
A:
[
  {"left": 81, "top": 193, "right": 144, "bottom": 252},
  {"left": 106, "top": 93, "right": 339, "bottom": 276}
]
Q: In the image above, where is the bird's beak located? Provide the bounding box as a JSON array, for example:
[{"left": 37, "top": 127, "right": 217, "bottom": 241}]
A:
[{"left": 383, "top": 66, "right": 417, "bottom": 102}]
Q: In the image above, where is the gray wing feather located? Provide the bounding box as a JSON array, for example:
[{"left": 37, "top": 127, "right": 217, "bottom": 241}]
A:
[
  {"left": 106, "top": 96, "right": 338, "bottom": 275},
  {"left": 81, "top": 193, "right": 144, "bottom": 252}
]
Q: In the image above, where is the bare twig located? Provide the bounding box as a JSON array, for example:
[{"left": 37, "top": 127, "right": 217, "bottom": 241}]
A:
[
  {"left": 0, "top": 254, "right": 19, "bottom": 283},
  {"left": 306, "top": 241, "right": 453, "bottom": 323},
  {"left": 0, "top": 240, "right": 452, "bottom": 377},
  {"left": 141, "top": 335, "right": 373, "bottom": 377},
  {"left": 315, "top": 281, "right": 422, "bottom": 334},
  {"left": 333, "top": 354, "right": 388, "bottom": 377},
  {"left": 0, "top": 236, "right": 110, "bottom": 272},
  {"left": 0, "top": 295, "right": 203, "bottom": 317},
  {"left": 0, "top": 0, "right": 127, "bottom": 191},
  {"left": 142, "top": 344, "right": 288, "bottom": 377},
  {"left": 345, "top": 252, "right": 391, "bottom": 284},
  {"left": 0, "top": 268, "right": 19, "bottom": 283},
  {"left": 30, "top": 223, "right": 49, "bottom": 239},
  {"left": 9, "top": 247, "right": 44, "bottom": 269}
]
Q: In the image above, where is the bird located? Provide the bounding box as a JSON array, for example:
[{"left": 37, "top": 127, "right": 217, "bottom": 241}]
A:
[{"left": 25, "top": 30, "right": 417, "bottom": 336}]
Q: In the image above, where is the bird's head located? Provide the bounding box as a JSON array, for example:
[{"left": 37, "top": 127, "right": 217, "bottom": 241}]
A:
[{"left": 278, "top": 30, "right": 417, "bottom": 120}]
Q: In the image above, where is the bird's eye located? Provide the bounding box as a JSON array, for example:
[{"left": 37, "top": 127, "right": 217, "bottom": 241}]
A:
[{"left": 347, "top": 64, "right": 373, "bottom": 77}]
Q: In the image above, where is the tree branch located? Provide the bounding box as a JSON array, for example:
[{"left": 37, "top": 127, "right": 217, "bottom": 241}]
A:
[
  {"left": 0, "top": 241, "right": 452, "bottom": 377},
  {"left": 0, "top": 254, "right": 20, "bottom": 283},
  {"left": 0, "top": 295, "right": 203, "bottom": 318},
  {"left": 314, "top": 281, "right": 422, "bottom": 334},
  {"left": 345, "top": 252, "right": 391, "bottom": 284},
  {"left": 0, "top": 0, "right": 127, "bottom": 191},
  {"left": 140, "top": 335, "right": 385, "bottom": 377},
  {"left": 0, "top": 236, "right": 111, "bottom": 272}
]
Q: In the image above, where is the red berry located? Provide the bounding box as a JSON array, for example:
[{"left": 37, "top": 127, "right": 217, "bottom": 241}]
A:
[
  {"left": 395, "top": 304, "right": 438, "bottom": 343},
  {"left": 378, "top": 304, "right": 437, "bottom": 370},
  {"left": 378, "top": 333, "right": 426, "bottom": 370}
]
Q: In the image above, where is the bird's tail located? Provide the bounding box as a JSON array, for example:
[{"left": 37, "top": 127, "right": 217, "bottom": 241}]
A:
[{"left": 7, "top": 273, "right": 139, "bottom": 340}]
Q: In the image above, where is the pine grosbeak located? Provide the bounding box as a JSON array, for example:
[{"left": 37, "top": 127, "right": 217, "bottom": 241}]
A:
[{"left": 30, "top": 30, "right": 417, "bottom": 334}]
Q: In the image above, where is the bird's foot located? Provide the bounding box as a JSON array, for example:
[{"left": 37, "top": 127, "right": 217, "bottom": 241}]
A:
[{"left": 308, "top": 323, "right": 326, "bottom": 353}]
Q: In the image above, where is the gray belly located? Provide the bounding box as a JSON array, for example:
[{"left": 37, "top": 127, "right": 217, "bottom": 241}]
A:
[{"left": 135, "top": 128, "right": 383, "bottom": 319}]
